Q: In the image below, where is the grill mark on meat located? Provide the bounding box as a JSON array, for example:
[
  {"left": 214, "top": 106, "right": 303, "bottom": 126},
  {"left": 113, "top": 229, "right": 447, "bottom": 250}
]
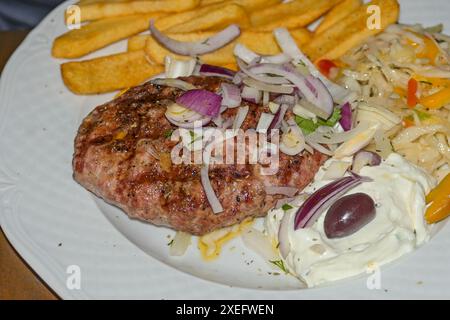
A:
[{"left": 73, "top": 76, "right": 327, "bottom": 235}]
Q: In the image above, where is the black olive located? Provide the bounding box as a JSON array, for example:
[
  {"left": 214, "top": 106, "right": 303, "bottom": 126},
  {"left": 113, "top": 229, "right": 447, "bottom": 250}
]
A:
[{"left": 324, "top": 193, "right": 376, "bottom": 239}]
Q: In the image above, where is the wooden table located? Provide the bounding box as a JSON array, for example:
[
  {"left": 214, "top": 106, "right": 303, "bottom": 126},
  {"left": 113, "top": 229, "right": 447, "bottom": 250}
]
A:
[{"left": 0, "top": 31, "right": 59, "bottom": 300}]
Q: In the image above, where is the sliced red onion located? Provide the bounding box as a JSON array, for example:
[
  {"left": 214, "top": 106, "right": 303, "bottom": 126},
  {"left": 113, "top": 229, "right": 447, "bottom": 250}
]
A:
[
  {"left": 339, "top": 102, "right": 353, "bottom": 131},
  {"left": 265, "top": 186, "right": 298, "bottom": 197},
  {"left": 166, "top": 114, "right": 211, "bottom": 128},
  {"left": 294, "top": 174, "right": 368, "bottom": 230},
  {"left": 256, "top": 113, "right": 275, "bottom": 133},
  {"left": 201, "top": 165, "right": 224, "bottom": 214},
  {"left": 352, "top": 150, "right": 382, "bottom": 174},
  {"left": 273, "top": 28, "right": 304, "bottom": 63},
  {"left": 304, "top": 136, "right": 334, "bottom": 156},
  {"left": 269, "top": 104, "right": 288, "bottom": 131},
  {"left": 250, "top": 64, "right": 334, "bottom": 119},
  {"left": 221, "top": 83, "right": 241, "bottom": 108},
  {"left": 263, "top": 91, "right": 269, "bottom": 106},
  {"left": 237, "top": 58, "right": 289, "bottom": 85},
  {"left": 241, "top": 86, "right": 261, "bottom": 104},
  {"left": 273, "top": 95, "right": 295, "bottom": 106},
  {"left": 233, "top": 72, "right": 243, "bottom": 85},
  {"left": 242, "top": 77, "right": 294, "bottom": 94},
  {"left": 280, "top": 123, "right": 305, "bottom": 156},
  {"left": 151, "top": 78, "right": 196, "bottom": 91},
  {"left": 164, "top": 56, "right": 196, "bottom": 78},
  {"left": 273, "top": 27, "right": 350, "bottom": 104},
  {"left": 176, "top": 89, "right": 222, "bottom": 118},
  {"left": 199, "top": 64, "right": 235, "bottom": 79},
  {"left": 212, "top": 115, "right": 224, "bottom": 127},
  {"left": 234, "top": 44, "right": 260, "bottom": 64},
  {"left": 261, "top": 53, "right": 292, "bottom": 64},
  {"left": 150, "top": 21, "right": 240, "bottom": 56},
  {"left": 232, "top": 106, "right": 249, "bottom": 130},
  {"left": 222, "top": 116, "right": 234, "bottom": 129},
  {"left": 278, "top": 211, "right": 291, "bottom": 259}
]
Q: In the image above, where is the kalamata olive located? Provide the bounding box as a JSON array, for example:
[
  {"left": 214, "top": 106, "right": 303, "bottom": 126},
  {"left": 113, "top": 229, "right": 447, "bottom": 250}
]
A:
[{"left": 324, "top": 193, "right": 376, "bottom": 239}]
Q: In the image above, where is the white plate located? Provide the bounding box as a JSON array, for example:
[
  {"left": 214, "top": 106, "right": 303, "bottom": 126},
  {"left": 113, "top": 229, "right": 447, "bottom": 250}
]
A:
[{"left": 1, "top": 0, "right": 450, "bottom": 299}]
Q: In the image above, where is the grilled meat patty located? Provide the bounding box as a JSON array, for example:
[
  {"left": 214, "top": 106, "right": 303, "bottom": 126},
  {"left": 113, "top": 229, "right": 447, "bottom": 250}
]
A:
[{"left": 73, "top": 76, "right": 327, "bottom": 235}]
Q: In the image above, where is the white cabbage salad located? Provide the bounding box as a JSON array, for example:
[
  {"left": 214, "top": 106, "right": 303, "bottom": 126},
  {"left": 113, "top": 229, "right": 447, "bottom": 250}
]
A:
[{"left": 338, "top": 24, "right": 450, "bottom": 182}]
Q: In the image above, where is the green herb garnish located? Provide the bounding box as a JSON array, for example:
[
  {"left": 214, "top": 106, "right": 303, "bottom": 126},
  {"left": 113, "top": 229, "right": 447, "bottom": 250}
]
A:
[
  {"left": 282, "top": 204, "right": 293, "bottom": 212},
  {"left": 269, "top": 260, "right": 288, "bottom": 274},
  {"left": 167, "top": 239, "right": 174, "bottom": 246},
  {"left": 295, "top": 107, "right": 342, "bottom": 135}
]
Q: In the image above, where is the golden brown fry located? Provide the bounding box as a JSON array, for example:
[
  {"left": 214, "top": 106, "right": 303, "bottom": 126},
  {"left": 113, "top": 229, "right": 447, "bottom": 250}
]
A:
[
  {"left": 304, "top": 0, "right": 400, "bottom": 61},
  {"left": 61, "top": 50, "right": 163, "bottom": 94},
  {"left": 315, "top": 0, "right": 362, "bottom": 34},
  {"left": 200, "top": 0, "right": 223, "bottom": 5},
  {"left": 234, "top": 0, "right": 280, "bottom": 12},
  {"left": 201, "top": 0, "right": 279, "bottom": 12},
  {"left": 53, "top": 13, "right": 163, "bottom": 59},
  {"left": 153, "top": 1, "right": 231, "bottom": 31},
  {"left": 165, "top": 3, "right": 249, "bottom": 33},
  {"left": 250, "top": 0, "right": 342, "bottom": 31},
  {"left": 144, "top": 29, "right": 311, "bottom": 66},
  {"left": 127, "top": 34, "right": 149, "bottom": 51},
  {"left": 76, "top": 0, "right": 200, "bottom": 22}
]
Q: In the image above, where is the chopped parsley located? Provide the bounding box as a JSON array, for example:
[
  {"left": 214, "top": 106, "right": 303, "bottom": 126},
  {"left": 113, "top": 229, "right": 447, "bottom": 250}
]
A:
[
  {"left": 269, "top": 260, "right": 288, "bottom": 274},
  {"left": 282, "top": 204, "right": 293, "bottom": 212},
  {"left": 295, "top": 107, "right": 342, "bottom": 135}
]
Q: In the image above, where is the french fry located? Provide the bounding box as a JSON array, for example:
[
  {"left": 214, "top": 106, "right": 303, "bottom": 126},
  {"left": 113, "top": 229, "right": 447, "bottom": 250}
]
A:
[
  {"left": 304, "top": 0, "right": 400, "bottom": 62},
  {"left": 200, "top": 0, "right": 223, "bottom": 5},
  {"left": 144, "top": 29, "right": 311, "bottom": 66},
  {"left": 53, "top": 13, "right": 163, "bottom": 59},
  {"left": 165, "top": 3, "right": 249, "bottom": 33},
  {"left": 61, "top": 50, "right": 163, "bottom": 94},
  {"left": 201, "top": 0, "right": 279, "bottom": 12},
  {"left": 315, "top": 0, "right": 362, "bottom": 34},
  {"left": 250, "top": 0, "right": 342, "bottom": 31},
  {"left": 76, "top": 0, "right": 200, "bottom": 22},
  {"left": 153, "top": 1, "right": 231, "bottom": 31},
  {"left": 128, "top": 34, "right": 149, "bottom": 51}
]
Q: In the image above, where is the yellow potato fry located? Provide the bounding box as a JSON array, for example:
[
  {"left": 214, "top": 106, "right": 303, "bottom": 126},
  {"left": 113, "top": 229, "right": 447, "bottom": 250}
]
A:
[
  {"left": 153, "top": 1, "right": 231, "bottom": 31},
  {"left": 76, "top": 0, "right": 200, "bottom": 22},
  {"left": 315, "top": 0, "right": 362, "bottom": 34},
  {"left": 128, "top": 34, "right": 149, "bottom": 51},
  {"left": 250, "top": 0, "right": 342, "bottom": 31},
  {"left": 234, "top": 0, "right": 280, "bottom": 12},
  {"left": 201, "top": 0, "right": 279, "bottom": 12},
  {"left": 53, "top": 13, "right": 163, "bottom": 59},
  {"left": 61, "top": 50, "right": 163, "bottom": 94},
  {"left": 304, "top": 0, "right": 400, "bottom": 62},
  {"left": 145, "top": 29, "right": 311, "bottom": 66},
  {"left": 200, "top": 0, "right": 223, "bottom": 5},
  {"left": 165, "top": 3, "right": 249, "bottom": 33}
]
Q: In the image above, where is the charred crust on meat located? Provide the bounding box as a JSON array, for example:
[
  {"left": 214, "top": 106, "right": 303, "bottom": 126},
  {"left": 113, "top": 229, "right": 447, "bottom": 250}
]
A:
[{"left": 73, "top": 76, "right": 328, "bottom": 236}]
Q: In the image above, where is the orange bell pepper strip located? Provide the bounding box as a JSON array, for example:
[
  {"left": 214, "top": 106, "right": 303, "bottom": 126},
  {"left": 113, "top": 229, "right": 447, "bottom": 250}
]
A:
[
  {"left": 426, "top": 174, "right": 450, "bottom": 204},
  {"left": 407, "top": 78, "right": 419, "bottom": 108},
  {"left": 420, "top": 87, "right": 450, "bottom": 109},
  {"left": 425, "top": 173, "right": 450, "bottom": 224},
  {"left": 425, "top": 197, "right": 450, "bottom": 224}
]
